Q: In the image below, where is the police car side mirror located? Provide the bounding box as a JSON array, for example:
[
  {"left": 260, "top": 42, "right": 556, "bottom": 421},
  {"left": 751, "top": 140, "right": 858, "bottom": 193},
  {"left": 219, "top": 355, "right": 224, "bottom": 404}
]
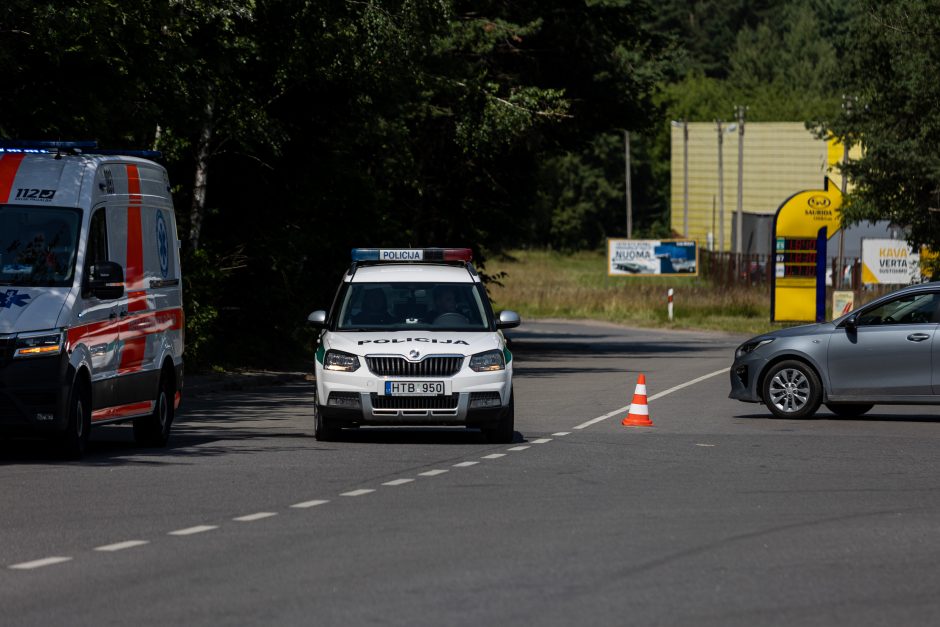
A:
[
  {"left": 85, "top": 261, "right": 125, "bottom": 300},
  {"left": 496, "top": 310, "right": 521, "bottom": 329},
  {"left": 307, "top": 310, "right": 327, "bottom": 327}
]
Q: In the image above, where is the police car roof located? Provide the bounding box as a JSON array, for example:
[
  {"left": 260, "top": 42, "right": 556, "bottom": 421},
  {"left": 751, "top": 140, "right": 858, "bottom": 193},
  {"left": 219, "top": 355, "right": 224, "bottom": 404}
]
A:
[{"left": 348, "top": 263, "right": 478, "bottom": 283}]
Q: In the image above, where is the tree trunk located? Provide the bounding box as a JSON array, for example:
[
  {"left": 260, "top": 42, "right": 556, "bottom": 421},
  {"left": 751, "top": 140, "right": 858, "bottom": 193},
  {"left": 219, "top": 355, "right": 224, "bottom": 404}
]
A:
[{"left": 189, "top": 100, "right": 214, "bottom": 251}]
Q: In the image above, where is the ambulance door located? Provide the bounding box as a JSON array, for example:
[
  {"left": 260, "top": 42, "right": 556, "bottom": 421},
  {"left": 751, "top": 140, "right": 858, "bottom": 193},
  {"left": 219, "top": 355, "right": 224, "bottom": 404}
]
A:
[{"left": 73, "top": 207, "right": 123, "bottom": 411}]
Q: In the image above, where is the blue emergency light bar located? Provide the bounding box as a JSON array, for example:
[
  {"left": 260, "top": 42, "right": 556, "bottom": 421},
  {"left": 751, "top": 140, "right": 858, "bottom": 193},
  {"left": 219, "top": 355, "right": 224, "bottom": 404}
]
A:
[
  {"left": 0, "top": 140, "right": 162, "bottom": 159},
  {"left": 351, "top": 248, "right": 473, "bottom": 263}
]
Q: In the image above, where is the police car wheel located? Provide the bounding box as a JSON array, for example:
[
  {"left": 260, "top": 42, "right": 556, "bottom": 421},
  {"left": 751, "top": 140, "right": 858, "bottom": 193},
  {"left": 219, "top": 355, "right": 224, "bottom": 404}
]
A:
[
  {"left": 134, "top": 375, "right": 174, "bottom": 447},
  {"left": 483, "top": 391, "right": 514, "bottom": 444},
  {"left": 60, "top": 382, "right": 91, "bottom": 459},
  {"left": 314, "top": 405, "right": 340, "bottom": 441}
]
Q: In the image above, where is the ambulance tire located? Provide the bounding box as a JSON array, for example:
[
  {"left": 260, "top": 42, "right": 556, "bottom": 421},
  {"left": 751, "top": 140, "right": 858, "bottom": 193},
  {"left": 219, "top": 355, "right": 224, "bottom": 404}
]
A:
[
  {"left": 314, "top": 405, "right": 340, "bottom": 441},
  {"left": 483, "top": 391, "right": 514, "bottom": 444},
  {"left": 60, "top": 378, "right": 91, "bottom": 459},
  {"left": 134, "top": 372, "right": 175, "bottom": 447}
]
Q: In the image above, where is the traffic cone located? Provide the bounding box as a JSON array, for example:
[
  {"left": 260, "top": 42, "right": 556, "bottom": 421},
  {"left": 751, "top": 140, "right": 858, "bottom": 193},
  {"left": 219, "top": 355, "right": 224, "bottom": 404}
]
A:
[{"left": 622, "top": 374, "right": 653, "bottom": 427}]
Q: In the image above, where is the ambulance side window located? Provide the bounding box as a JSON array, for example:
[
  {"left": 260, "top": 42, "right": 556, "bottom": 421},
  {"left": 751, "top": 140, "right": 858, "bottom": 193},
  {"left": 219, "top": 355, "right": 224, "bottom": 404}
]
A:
[{"left": 86, "top": 208, "right": 109, "bottom": 270}]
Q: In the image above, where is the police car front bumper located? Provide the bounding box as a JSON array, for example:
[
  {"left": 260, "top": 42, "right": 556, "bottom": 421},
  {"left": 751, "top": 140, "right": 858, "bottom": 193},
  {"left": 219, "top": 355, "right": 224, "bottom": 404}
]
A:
[{"left": 317, "top": 368, "right": 511, "bottom": 427}]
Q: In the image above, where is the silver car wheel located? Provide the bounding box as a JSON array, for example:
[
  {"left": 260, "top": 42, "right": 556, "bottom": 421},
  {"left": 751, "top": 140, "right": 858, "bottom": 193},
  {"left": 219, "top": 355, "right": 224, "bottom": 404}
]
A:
[{"left": 768, "top": 368, "right": 810, "bottom": 413}]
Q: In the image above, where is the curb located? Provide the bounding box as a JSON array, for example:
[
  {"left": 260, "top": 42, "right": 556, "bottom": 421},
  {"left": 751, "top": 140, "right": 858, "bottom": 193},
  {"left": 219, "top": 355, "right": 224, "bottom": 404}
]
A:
[{"left": 184, "top": 370, "right": 313, "bottom": 396}]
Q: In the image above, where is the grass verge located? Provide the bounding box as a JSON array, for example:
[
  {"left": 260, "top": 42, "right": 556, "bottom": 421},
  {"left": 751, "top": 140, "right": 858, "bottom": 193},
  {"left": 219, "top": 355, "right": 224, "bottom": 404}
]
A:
[{"left": 484, "top": 249, "right": 783, "bottom": 336}]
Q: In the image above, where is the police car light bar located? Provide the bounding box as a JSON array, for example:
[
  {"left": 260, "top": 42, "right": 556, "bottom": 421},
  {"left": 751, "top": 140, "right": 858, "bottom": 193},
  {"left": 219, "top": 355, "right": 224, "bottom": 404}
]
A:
[{"left": 351, "top": 248, "right": 473, "bottom": 262}]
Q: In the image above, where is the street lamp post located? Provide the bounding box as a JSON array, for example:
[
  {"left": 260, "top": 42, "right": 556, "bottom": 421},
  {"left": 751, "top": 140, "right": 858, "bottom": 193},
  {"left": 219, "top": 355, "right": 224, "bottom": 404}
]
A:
[
  {"left": 624, "top": 130, "right": 632, "bottom": 239},
  {"left": 735, "top": 105, "right": 746, "bottom": 254}
]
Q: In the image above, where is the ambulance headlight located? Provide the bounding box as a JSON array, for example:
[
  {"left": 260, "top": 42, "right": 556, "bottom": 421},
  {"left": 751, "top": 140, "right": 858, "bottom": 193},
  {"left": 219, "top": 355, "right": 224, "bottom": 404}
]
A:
[
  {"left": 14, "top": 330, "right": 65, "bottom": 358},
  {"left": 469, "top": 349, "right": 505, "bottom": 372},
  {"left": 324, "top": 350, "right": 360, "bottom": 372}
]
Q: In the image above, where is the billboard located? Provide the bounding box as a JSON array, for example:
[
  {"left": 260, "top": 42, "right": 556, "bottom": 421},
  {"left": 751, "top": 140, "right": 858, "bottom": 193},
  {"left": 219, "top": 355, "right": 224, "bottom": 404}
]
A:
[
  {"left": 861, "top": 239, "right": 921, "bottom": 285},
  {"left": 607, "top": 239, "right": 698, "bottom": 276}
]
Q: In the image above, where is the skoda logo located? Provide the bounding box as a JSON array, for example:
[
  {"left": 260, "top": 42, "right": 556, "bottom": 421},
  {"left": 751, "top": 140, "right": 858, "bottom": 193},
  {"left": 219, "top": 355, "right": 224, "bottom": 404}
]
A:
[
  {"left": 808, "top": 195, "right": 831, "bottom": 209},
  {"left": 409, "top": 350, "right": 420, "bottom": 359}
]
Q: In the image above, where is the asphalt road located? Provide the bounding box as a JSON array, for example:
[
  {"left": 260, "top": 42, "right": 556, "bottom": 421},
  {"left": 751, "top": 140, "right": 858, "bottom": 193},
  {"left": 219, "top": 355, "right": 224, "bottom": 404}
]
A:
[{"left": 3, "top": 319, "right": 940, "bottom": 626}]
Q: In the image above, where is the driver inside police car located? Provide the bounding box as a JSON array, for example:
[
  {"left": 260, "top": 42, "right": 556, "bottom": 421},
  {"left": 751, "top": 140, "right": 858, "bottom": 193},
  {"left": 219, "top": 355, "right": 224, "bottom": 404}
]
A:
[{"left": 426, "top": 285, "right": 460, "bottom": 321}]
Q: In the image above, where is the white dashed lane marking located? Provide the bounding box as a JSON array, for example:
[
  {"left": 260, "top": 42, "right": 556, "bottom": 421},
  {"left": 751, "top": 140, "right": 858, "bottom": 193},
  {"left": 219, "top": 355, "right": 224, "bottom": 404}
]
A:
[
  {"left": 95, "top": 540, "right": 149, "bottom": 552},
  {"left": 482, "top": 453, "right": 506, "bottom": 459},
  {"left": 531, "top": 438, "right": 552, "bottom": 444},
  {"left": 341, "top": 489, "right": 375, "bottom": 497},
  {"left": 418, "top": 469, "right": 449, "bottom": 477},
  {"left": 453, "top": 461, "right": 479, "bottom": 467},
  {"left": 169, "top": 525, "right": 218, "bottom": 536},
  {"left": 383, "top": 478, "right": 414, "bottom": 486},
  {"left": 552, "top": 432, "right": 571, "bottom": 437},
  {"left": 291, "top": 499, "right": 329, "bottom": 509},
  {"left": 508, "top": 445, "right": 530, "bottom": 451},
  {"left": 234, "top": 512, "right": 278, "bottom": 522},
  {"left": 9, "top": 557, "right": 72, "bottom": 570}
]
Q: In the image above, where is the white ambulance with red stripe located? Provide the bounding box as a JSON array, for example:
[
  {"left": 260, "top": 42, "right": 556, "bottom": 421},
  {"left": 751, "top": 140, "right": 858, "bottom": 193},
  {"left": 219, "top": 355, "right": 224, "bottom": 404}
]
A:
[{"left": 0, "top": 142, "right": 183, "bottom": 457}]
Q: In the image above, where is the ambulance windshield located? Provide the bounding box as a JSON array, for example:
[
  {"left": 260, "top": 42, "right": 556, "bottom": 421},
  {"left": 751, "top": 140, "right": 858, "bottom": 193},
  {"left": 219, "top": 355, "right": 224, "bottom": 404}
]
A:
[
  {"left": 0, "top": 206, "right": 82, "bottom": 287},
  {"left": 337, "top": 282, "right": 491, "bottom": 331}
]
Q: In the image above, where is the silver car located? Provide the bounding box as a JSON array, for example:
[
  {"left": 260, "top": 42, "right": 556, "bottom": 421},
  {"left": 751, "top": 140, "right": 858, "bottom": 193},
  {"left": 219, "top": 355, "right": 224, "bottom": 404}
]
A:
[{"left": 730, "top": 282, "right": 940, "bottom": 418}]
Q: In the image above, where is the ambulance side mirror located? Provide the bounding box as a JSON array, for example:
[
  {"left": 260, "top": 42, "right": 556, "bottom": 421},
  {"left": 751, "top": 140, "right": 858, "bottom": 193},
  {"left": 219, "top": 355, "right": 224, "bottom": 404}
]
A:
[
  {"left": 496, "top": 310, "right": 521, "bottom": 329},
  {"left": 307, "top": 310, "right": 327, "bottom": 327},
  {"left": 85, "top": 261, "right": 125, "bottom": 300}
]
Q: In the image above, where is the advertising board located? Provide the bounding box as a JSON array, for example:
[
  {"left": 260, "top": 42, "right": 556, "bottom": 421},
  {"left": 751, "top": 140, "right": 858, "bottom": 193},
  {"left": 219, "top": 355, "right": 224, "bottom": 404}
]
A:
[{"left": 607, "top": 239, "right": 698, "bottom": 276}]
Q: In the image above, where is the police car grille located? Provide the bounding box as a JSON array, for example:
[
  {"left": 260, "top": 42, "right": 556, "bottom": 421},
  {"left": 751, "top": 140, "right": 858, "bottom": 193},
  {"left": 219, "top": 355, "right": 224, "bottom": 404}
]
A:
[
  {"left": 366, "top": 356, "right": 463, "bottom": 377},
  {"left": 370, "top": 394, "right": 459, "bottom": 410}
]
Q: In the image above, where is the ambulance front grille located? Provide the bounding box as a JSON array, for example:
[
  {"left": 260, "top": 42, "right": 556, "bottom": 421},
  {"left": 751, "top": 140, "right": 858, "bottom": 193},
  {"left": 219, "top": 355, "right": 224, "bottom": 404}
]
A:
[{"left": 366, "top": 356, "right": 463, "bottom": 377}]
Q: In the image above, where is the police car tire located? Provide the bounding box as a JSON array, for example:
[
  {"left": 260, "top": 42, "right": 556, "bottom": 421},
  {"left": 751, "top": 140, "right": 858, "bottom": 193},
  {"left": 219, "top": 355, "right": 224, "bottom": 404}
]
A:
[
  {"left": 314, "top": 405, "right": 340, "bottom": 441},
  {"left": 60, "top": 382, "right": 91, "bottom": 459},
  {"left": 483, "top": 392, "right": 514, "bottom": 444},
  {"left": 134, "top": 375, "right": 174, "bottom": 447}
]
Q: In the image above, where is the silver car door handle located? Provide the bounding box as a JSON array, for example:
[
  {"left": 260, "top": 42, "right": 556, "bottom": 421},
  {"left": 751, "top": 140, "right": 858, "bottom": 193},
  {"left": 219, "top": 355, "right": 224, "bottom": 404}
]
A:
[{"left": 907, "top": 333, "right": 931, "bottom": 342}]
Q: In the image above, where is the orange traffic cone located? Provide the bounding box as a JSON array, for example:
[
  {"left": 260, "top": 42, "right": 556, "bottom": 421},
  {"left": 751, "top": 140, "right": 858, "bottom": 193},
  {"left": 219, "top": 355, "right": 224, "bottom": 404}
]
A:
[{"left": 622, "top": 374, "right": 653, "bottom": 427}]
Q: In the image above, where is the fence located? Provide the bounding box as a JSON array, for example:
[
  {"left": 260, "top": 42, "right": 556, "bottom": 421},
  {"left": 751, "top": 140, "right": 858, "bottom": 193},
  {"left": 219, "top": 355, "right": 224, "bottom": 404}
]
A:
[{"left": 700, "top": 251, "right": 908, "bottom": 306}]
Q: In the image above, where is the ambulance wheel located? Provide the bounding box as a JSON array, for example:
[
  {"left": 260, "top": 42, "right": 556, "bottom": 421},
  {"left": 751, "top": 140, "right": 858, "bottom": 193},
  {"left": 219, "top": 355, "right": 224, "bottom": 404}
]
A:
[
  {"left": 483, "top": 392, "right": 514, "bottom": 444},
  {"left": 314, "top": 405, "right": 340, "bottom": 441},
  {"left": 134, "top": 374, "right": 174, "bottom": 447},
  {"left": 60, "top": 381, "right": 91, "bottom": 459}
]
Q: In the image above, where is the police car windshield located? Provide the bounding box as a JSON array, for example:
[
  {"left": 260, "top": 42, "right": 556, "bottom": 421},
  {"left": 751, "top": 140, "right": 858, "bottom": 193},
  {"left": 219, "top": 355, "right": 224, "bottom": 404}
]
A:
[
  {"left": 0, "top": 205, "right": 82, "bottom": 287},
  {"left": 338, "top": 282, "right": 491, "bottom": 331}
]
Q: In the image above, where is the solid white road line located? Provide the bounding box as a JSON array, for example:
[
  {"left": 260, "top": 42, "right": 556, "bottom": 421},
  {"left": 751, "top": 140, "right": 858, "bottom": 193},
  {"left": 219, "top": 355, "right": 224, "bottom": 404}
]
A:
[
  {"left": 291, "top": 499, "right": 329, "bottom": 509},
  {"left": 95, "top": 540, "right": 149, "bottom": 552},
  {"left": 341, "top": 489, "right": 375, "bottom": 497},
  {"left": 169, "top": 525, "right": 218, "bottom": 536},
  {"left": 482, "top": 453, "right": 505, "bottom": 459},
  {"left": 573, "top": 367, "right": 730, "bottom": 430},
  {"left": 9, "top": 556, "right": 72, "bottom": 570},
  {"left": 453, "top": 461, "right": 479, "bottom": 467},
  {"left": 233, "top": 512, "right": 278, "bottom": 522},
  {"left": 383, "top": 478, "right": 415, "bottom": 486},
  {"left": 508, "top": 445, "right": 530, "bottom": 451},
  {"left": 552, "top": 432, "right": 571, "bottom": 436},
  {"left": 531, "top": 438, "right": 553, "bottom": 444},
  {"left": 418, "top": 469, "right": 448, "bottom": 477}
]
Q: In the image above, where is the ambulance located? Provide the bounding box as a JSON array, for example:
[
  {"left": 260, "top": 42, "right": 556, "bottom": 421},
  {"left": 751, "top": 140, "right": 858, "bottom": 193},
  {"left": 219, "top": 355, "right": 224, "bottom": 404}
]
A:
[
  {"left": 308, "top": 248, "right": 520, "bottom": 443},
  {"left": 0, "top": 141, "right": 183, "bottom": 457}
]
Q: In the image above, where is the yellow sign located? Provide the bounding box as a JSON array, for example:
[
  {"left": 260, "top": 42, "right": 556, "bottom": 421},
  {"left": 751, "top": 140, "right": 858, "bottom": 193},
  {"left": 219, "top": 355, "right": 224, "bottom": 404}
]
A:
[{"left": 772, "top": 177, "right": 843, "bottom": 322}]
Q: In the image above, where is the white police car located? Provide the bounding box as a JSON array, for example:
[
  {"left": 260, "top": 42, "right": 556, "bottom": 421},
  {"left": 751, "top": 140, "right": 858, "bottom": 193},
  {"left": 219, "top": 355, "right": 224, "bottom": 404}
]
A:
[{"left": 307, "top": 248, "right": 520, "bottom": 442}]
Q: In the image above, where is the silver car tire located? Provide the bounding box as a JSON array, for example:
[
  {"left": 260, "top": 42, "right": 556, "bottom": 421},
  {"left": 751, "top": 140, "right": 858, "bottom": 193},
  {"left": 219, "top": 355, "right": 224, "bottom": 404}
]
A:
[{"left": 762, "top": 360, "right": 822, "bottom": 419}]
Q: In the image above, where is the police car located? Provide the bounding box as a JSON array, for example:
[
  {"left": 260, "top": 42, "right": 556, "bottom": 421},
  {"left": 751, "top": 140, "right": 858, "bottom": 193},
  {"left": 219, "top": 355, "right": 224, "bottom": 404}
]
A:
[{"left": 307, "top": 248, "right": 520, "bottom": 442}]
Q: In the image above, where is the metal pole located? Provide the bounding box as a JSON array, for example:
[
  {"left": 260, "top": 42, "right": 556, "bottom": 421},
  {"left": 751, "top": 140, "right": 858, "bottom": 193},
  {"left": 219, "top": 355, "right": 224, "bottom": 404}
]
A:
[
  {"left": 735, "top": 106, "right": 746, "bottom": 254},
  {"left": 682, "top": 120, "right": 689, "bottom": 237},
  {"left": 625, "top": 130, "right": 632, "bottom": 238},
  {"left": 716, "top": 120, "right": 725, "bottom": 252},
  {"left": 836, "top": 97, "right": 852, "bottom": 288}
]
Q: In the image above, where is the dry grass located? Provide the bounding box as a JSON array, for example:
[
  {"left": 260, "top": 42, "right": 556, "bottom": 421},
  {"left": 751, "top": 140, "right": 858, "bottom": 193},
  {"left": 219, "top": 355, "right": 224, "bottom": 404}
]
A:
[{"left": 484, "top": 249, "right": 781, "bottom": 335}]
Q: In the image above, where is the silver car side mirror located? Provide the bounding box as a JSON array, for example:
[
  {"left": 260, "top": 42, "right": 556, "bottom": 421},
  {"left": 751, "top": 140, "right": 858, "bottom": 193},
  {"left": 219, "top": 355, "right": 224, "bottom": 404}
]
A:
[{"left": 307, "top": 310, "right": 327, "bottom": 327}]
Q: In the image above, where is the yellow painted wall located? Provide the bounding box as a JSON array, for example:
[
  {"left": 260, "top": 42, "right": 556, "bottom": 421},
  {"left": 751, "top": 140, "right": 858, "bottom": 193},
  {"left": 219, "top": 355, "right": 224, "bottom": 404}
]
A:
[{"left": 670, "top": 122, "right": 860, "bottom": 250}]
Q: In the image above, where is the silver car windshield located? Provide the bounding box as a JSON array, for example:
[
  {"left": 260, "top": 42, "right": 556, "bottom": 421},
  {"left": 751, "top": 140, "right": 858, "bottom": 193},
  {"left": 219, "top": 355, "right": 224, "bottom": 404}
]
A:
[
  {"left": 337, "top": 282, "right": 491, "bottom": 331},
  {"left": 0, "top": 205, "right": 82, "bottom": 288}
]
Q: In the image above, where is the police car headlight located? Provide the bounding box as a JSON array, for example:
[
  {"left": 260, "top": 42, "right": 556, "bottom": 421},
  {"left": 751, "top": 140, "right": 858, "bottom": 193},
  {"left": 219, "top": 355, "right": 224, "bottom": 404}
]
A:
[
  {"left": 14, "top": 330, "right": 65, "bottom": 358},
  {"left": 469, "top": 349, "right": 505, "bottom": 372},
  {"left": 324, "top": 349, "right": 360, "bottom": 372}
]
